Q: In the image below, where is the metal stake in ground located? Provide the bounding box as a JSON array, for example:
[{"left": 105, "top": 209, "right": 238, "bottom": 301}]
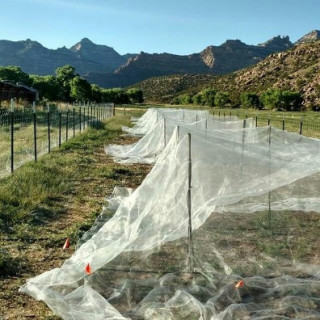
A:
[
  {"left": 10, "top": 99, "right": 14, "bottom": 173},
  {"left": 163, "top": 117, "right": 167, "bottom": 147},
  {"left": 299, "top": 116, "right": 303, "bottom": 135},
  {"left": 47, "top": 104, "right": 51, "bottom": 153},
  {"left": 79, "top": 105, "right": 82, "bottom": 132},
  {"left": 58, "top": 109, "right": 62, "bottom": 147},
  {"left": 72, "top": 105, "right": 75, "bottom": 138},
  {"left": 268, "top": 126, "right": 272, "bottom": 231},
  {"left": 66, "top": 107, "right": 69, "bottom": 141},
  {"left": 187, "top": 133, "right": 194, "bottom": 271},
  {"left": 33, "top": 102, "right": 37, "bottom": 162}
]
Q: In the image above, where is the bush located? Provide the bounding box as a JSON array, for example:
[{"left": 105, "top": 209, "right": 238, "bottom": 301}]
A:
[
  {"left": 214, "top": 92, "right": 231, "bottom": 108},
  {"left": 240, "top": 92, "right": 261, "bottom": 109},
  {"left": 260, "top": 88, "right": 303, "bottom": 111}
]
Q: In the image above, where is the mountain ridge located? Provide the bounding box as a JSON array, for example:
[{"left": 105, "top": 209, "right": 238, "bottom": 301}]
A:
[
  {"left": 134, "top": 39, "right": 320, "bottom": 110},
  {"left": 0, "top": 31, "right": 318, "bottom": 88},
  {"left": 83, "top": 35, "right": 296, "bottom": 87}
]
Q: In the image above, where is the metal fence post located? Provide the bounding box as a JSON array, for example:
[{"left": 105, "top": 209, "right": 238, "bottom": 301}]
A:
[
  {"left": 66, "top": 108, "right": 69, "bottom": 141},
  {"left": 10, "top": 99, "right": 14, "bottom": 173},
  {"left": 163, "top": 118, "right": 167, "bottom": 147},
  {"left": 187, "top": 133, "right": 194, "bottom": 271},
  {"left": 58, "top": 109, "right": 62, "bottom": 147},
  {"left": 299, "top": 116, "right": 303, "bottom": 135},
  {"left": 83, "top": 105, "right": 86, "bottom": 130},
  {"left": 268, "top": 126, "right": 272, "bottom": 231},
  {"left": 79, "top": 105, "right": 82, "bottom": 132},
  {"left": 47, "top": 104, "right": 51, "bottom": 153},
  {"left": 33, "top": 102, "right": 37, "bottom": 162},
  {"left": 72, "top": 106, "right": 75, "bottom": 138}
]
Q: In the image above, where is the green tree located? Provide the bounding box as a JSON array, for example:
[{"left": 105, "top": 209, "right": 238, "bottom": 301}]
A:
[
  {"left": 55, "top": 65, "right": 76, "bottom": 101},
  {"left": 101, "top": 88, "right": 130, "bottom": 104},
  {"left": 214, "top": 92, "right": 231, "bottom": 108},
  {"left": 70, "top": 76, "right": 92, "bottom": 102},
  {"left": 240, "top": 92, "right": 261, "bottom": 109},
  {"left": 281, "top": 91, "right": 303, "bottom": 111},
  {"left": 0, "top": 66, "right": 32, "bottom": 85},
  {"left": 192, "top": 93, "right": 203, "bottom": 105},
  {"left": 30, "top": 75, "right": 61, "bottom": 101},
  {"left": 260, "top": 89, "right": 282, "bottom": 110},
  {"left": 91, "top": 84, "right": 102, "bottom": 103},
  {"left": 126, "top": 88, "right": 143, "bottom": 103},
  {"left": 179, "top": 94, "right": 193, "bottom": 105},
  {"left": 260, "top": 89, "right": 302, "bottom": 111},
  {"left": 201, "top": 88, "right": 216, "bottom": 107}
]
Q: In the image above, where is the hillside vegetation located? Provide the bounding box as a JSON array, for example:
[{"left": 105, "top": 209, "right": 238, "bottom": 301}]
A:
[{"left": 136, "top": 40, "right": 320, "bottom": 110}]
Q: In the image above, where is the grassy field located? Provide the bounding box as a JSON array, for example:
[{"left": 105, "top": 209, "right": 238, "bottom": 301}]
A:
[
  {"left": 0, "top": 112, "right": 151, "bottom": 319},
  {"left": 1, "top": 105, "right": 320, "bottom": 319},
  {"left": 0, "top": 105, "right": 114, "bottom": 177},
  {"left": 136, "top": 104, "right": 320, "bottom": 138}
]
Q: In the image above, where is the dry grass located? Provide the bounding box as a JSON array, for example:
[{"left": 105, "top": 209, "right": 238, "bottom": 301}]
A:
[{"left": 0, "top": 112, "right": 151, "bottom": 319}]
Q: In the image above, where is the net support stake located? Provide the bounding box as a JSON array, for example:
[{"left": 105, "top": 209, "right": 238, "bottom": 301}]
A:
[
  {"left": 268, "top": 126, "right": 272, "bottom": 231},
  {"left": 47, "top": 105, "right": 51, "bottom": 153},
  {"left": 187, "top": 133, "right": 194, "bottom": 271},
  {"left": 66, "top": 109, "right": 69, "bottom": 141},
  {"left": 163, "top": 117, "right": 166, "bottom": 147},
  {"left": 33, "top": 106, "right": 37, "bottom": 162},
  {"left": 10, "top": 99, "right": 14, "bottom": 173},
  {"left": 58, "top": 110, "right": 62, "bottom": 147}
]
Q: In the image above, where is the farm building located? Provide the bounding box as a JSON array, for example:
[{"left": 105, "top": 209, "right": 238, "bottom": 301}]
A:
[{"left": 0, "top": 80, "right": 39, "bottom": 104}]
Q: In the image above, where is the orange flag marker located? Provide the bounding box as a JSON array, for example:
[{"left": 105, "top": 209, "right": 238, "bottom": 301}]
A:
[
  {"left": 62, "top": 237, "right": 70, "bottom": 250},
  {"left": 85, "top": 263, "right": 92, "bottom": 275},
  {"left": 235, "top": 280, "right": 244, "bottom": 289}
]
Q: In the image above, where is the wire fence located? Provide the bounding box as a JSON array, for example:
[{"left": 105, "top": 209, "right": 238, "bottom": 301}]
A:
[
  {"left": 213, "top": 109, "right": 320, "bottom": 138},
  {"left": 0, "top": 102, "right": 115, "bottom": 178}
]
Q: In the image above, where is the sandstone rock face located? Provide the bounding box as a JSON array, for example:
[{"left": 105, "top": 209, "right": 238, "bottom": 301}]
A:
[
  {"left": 295, "top": 30, "right": 320, "bottom": 44},
  {"left": 137, "top": 40, "right": 320, "bottom": 109}
]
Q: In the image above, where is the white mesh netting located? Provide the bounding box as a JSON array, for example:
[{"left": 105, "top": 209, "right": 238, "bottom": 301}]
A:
[
  {"left": 107, "top": 108, "right": 253, "bottom": 164},
  {"left": 20, "top": 108, "right": 320, "bottom": 319}
]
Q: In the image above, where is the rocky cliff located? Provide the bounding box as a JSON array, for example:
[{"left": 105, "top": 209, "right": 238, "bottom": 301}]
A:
[
  {"left": 295, "top": 30, "right": 320, "bottom": 44},
  {"left": 135, "top": 40, "right": 320, "bottom": 109}
]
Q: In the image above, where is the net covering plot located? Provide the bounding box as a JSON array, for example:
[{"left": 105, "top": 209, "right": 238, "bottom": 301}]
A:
[{"left": 21, "top": 108, "right": 320, "bottom": 320}]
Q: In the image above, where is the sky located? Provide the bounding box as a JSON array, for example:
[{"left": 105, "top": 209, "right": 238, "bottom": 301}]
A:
[{"left": 0, "top": 0, "right": 319, "bottom": 55}]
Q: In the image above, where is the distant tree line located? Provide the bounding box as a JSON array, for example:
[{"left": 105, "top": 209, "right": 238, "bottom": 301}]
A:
[
  {"left": 0, "top": 65, "right": 143, "bottom": 104},
  {"left": 174, "top": 88, "right": 304, "bottom": 111}
]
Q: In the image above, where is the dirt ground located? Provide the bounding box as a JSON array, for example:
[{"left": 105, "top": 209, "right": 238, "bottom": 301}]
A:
[{"left": 0, "top": 133, "right": 151, "bottom": 320}]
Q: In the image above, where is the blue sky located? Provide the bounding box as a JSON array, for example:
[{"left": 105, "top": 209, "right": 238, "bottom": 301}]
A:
[{"left": 0, "top": 0, "right": 319, "bottom": 55}]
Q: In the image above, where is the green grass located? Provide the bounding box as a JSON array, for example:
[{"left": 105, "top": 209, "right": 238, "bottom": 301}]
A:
[
  {"left": 0, "top": 114, "right": 132, "bottom": 240},
  {"left": 210, "top": 107, "right": 320, "bottom": 138}
]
